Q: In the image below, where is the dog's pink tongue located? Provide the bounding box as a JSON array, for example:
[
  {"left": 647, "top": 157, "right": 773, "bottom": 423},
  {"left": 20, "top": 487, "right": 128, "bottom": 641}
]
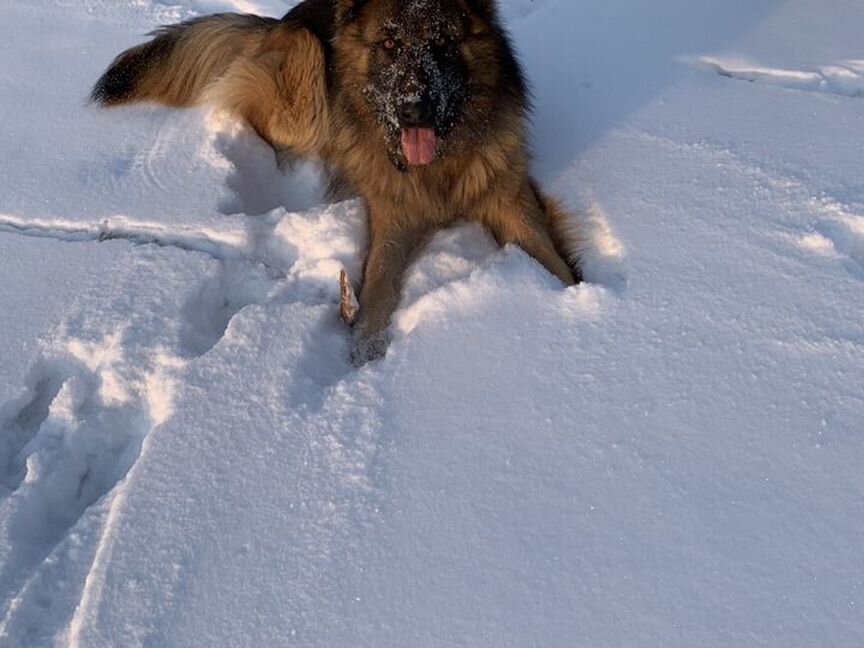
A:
[{"left": 401, "top": 128, "right": 437, "bottom": 166}]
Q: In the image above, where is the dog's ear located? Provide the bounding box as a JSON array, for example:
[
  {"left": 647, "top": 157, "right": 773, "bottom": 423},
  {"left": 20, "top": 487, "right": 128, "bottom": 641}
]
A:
[{"left": 335, "top": 0, "right": 372, "bottom": 23}]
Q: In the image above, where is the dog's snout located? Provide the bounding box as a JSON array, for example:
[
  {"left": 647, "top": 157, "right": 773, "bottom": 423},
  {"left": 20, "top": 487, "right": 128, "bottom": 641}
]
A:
[{"left": 398, "top": 98, "right": 432, "bottom": 127}]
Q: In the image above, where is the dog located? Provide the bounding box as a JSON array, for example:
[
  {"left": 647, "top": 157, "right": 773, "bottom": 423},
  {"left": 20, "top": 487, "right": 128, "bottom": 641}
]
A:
[{"left": 92, "top": 0, "right": 583, "bottom": 363}]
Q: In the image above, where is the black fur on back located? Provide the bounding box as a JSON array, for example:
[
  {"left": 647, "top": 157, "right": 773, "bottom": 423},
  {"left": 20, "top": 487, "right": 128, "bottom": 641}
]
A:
[
  {"left": 281, "top": 0, "right": 337, "bottom": 76},
  {"left": 281, "top": 0, "right": 336, "bottom": 42}
]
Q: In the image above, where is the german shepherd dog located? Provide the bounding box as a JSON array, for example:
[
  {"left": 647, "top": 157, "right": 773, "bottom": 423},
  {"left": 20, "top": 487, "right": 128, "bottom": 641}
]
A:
[{"left": 92, "top": 0, "right": 582, "bottom": 363}]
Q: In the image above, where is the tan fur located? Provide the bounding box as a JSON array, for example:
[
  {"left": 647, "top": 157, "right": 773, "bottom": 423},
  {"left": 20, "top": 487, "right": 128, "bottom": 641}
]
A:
[
  {"left": 93, "top": 1, "right": 583, "bottom": 363},
  {"left": 206, "top": 26, "right": 329, "bottom": 156},
  {"left": 101, "top": 16, "right": 275, "bottom": 107}
]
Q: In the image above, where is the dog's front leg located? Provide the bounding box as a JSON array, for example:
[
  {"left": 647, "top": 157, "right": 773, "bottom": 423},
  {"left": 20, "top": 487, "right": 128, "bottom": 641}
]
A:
[
  {"left": 479, "top": 183, "right": 579, "bottom": 286},
  {"left": 350, "top": 209, "right": 431, "bottom": 365}
]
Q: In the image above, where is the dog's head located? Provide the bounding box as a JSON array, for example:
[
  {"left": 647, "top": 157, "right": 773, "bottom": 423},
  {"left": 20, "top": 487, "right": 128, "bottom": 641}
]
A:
[{"left": 334, "top": 0, "right": 526, "bottom": 171}]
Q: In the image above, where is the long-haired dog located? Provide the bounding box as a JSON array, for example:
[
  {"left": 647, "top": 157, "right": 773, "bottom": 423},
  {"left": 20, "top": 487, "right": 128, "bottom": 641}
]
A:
[{"left": 93, "top": 0, "right": 582, "bottom": 363}]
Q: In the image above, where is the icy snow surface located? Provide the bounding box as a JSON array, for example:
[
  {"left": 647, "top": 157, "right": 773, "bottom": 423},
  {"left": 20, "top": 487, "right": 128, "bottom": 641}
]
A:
[{"left": 0, "top": 0, "right": 863, "bottom": 646}]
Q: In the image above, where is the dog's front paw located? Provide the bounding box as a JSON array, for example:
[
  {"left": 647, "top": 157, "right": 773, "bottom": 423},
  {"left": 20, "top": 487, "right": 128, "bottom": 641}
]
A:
[{"left": 350, "top": 329, "right": 390, "bottom": 367}]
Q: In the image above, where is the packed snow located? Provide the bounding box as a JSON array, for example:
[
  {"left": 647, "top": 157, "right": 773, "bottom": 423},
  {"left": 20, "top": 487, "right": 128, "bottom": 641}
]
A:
[{"left": 1, "top": 0, "right": 863, "bottom": 646}]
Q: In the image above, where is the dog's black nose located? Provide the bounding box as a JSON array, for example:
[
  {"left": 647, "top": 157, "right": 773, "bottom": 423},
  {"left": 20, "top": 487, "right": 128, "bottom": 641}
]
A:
[{"left": 399, "top": 98, "right": 432, "bottom": 127}]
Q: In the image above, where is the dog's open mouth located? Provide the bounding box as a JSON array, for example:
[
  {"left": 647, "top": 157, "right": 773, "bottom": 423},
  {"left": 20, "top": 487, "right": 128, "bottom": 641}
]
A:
[{"left": 401, "top": 128, "right": 437, "bottom": 166}]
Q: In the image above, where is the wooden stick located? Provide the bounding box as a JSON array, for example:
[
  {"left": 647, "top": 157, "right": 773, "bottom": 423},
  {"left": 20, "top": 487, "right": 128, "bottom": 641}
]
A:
[{"left": 339, "top": 269, "right": 359, "bottom": 326}]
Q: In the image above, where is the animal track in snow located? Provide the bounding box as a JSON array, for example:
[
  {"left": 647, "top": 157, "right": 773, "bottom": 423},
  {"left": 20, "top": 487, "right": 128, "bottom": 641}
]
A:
[
  {"left": 695, "top": 57, "right": 864, "bottom": 98},
  {"left": 797, "top": 199, "right": 864, "bottom": 277},
  {"left": 0, "top": 211, "right": 309, "bottom": 642},
  {"left": 0, "top": 372, "right": 63, "bottom": 498},
  {"left": 0, "top": 246, "right": 224, "bottom": 640},
  {"left": 179, "top": 260, "right": 278, "bottom": 357},
  {"left": 0, "top": 341, "right": 177, "bottom": 629}
]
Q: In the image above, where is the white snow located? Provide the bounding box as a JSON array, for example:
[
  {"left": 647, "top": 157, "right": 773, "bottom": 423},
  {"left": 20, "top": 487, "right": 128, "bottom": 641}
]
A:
[{"left": 1, "top": 0, "right": 863, "bottom": 646}]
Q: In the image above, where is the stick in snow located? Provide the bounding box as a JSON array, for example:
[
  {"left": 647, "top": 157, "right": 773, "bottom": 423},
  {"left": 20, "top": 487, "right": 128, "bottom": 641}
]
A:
[{"left": 340, "top": 269, "right": 359, "bottom": 326}]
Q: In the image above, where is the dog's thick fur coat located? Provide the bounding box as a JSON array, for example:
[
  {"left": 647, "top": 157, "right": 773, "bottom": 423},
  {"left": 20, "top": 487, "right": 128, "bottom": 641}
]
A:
[{"left": 93, "top": 0, "right": 582, "bottom": 362}]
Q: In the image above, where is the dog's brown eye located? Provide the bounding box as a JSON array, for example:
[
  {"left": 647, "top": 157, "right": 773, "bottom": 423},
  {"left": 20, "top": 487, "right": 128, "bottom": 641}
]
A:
[
  {"left": 382, "top": 38, "right": 396, "bottom": 50},
  {"left": 435, "top": 35, "right": 448, "bottom": 47}
]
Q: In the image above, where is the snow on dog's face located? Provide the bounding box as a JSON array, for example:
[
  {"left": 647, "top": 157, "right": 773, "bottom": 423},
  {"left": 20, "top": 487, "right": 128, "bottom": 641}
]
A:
[{"left": 335, "top": 0, "right": 524, "bottom": 171}]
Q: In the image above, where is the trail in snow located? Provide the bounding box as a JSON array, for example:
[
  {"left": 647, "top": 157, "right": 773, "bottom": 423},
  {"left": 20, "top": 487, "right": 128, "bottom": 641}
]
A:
[
  {"left": 695, "top": 57, "right": 864, "bottom": 98},
  {"left": 0, "top": 215, "right": 249, "bottom": 264},
  {"left": 0, "top": 245, "right": 213, "bottom": 644}
]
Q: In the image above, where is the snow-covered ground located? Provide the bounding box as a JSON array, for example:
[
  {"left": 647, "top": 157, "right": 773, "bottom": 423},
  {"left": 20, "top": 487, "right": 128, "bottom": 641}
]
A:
[{"left": 1, "top": 0, "right": 863, "bottom": 646}]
